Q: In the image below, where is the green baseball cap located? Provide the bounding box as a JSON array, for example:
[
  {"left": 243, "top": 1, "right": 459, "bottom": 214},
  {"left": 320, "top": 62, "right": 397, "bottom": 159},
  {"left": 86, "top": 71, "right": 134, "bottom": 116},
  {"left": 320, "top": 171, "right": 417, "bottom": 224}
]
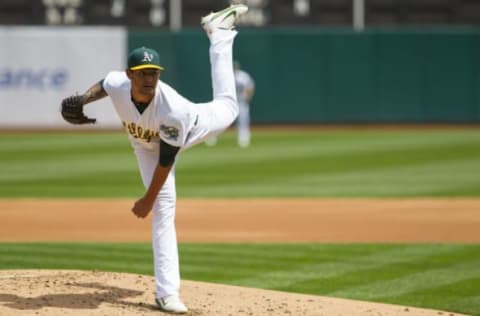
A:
[{"left": 128, "top": 47, "right": 164, "bottom": 71}]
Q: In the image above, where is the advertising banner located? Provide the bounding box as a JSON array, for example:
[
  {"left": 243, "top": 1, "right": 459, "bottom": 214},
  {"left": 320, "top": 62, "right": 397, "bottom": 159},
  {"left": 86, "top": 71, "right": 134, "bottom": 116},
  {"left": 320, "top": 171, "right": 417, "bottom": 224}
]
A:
[{"left": 0, "top": 27, "right": 126, "bottom": 128}]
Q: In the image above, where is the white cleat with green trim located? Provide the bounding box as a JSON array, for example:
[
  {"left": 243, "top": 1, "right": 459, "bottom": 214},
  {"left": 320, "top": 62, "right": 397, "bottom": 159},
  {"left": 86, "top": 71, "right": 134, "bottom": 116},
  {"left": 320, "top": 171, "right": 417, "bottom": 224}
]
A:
[
  {"left": 155, "top": 295, "right": 188, "bottom": 314},
  {"left": 201, "top": 4, "right": 248, "bottom": 34}
]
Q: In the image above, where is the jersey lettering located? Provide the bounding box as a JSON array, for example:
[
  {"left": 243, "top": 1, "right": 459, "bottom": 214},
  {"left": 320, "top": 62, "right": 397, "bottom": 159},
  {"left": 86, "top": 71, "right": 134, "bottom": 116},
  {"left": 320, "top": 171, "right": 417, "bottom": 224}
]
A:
[{"left": 122, "top": 121, "right": 159, "bottom": 142}]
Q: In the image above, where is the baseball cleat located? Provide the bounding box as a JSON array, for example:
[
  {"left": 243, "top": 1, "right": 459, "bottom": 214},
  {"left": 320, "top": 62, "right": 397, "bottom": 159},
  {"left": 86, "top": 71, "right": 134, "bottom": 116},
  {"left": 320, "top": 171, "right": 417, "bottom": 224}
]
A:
[
  {"left": 155, "top": 295, "right": 188, "bottom": 314},
  {"left": 201, "top": 4, "right": 248, "bottom": 34}
]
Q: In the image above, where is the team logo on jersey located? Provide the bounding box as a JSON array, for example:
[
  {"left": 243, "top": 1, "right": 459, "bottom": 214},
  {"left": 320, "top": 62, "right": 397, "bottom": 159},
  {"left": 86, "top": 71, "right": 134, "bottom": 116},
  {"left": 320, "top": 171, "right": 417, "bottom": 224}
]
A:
[
  {"left": 142, "top": 52, "right": 154, "bottom": 62},
  {"left": 160, "top": 124, "right": 179, "bottom": 141}
]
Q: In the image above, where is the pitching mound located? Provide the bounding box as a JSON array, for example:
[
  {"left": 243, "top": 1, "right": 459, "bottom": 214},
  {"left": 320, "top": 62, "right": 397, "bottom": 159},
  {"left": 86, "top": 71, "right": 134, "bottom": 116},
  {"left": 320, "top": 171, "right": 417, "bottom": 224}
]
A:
[{"left": 0, "top": 270, "right": 467, "bottom": 316}]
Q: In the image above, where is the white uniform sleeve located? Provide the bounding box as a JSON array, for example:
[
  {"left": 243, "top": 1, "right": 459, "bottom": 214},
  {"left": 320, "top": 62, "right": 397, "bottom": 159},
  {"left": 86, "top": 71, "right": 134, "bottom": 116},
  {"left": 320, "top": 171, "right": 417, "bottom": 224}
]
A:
[
  {"left": 102, "top": 71, "right": 128, "bottom": 94},
  {"left": 157, "top": 81, "right": 198, "bottom": 148},
  {"left": 159, "top": 111, "right": 191, "bottom": 148}
]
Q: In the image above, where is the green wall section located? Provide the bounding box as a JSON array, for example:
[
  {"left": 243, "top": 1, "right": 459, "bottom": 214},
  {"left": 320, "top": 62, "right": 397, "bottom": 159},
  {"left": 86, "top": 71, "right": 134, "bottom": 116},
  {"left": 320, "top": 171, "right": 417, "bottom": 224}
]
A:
[{"left": 129, "top": 28, "right": 480, "bottom": 123}]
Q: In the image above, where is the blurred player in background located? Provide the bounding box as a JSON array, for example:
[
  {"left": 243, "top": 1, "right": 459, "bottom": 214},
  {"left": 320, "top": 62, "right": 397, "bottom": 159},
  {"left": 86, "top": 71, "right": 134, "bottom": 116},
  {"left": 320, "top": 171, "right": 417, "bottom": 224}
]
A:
[
  {"left": 233, "top": 60, "right": 255, "bottom": 147},
  {"left": 60, "top": 4, "right": 248, "bottom": 314},
  {"left": 205, "top": 60, "right": 255, "bottom": 147}
]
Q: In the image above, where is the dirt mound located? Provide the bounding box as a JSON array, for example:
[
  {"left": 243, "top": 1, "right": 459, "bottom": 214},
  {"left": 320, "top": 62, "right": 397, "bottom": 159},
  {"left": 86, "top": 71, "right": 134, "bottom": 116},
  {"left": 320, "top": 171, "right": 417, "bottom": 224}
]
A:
[{"left": 0, "top": 270, "right": 468, "bottom": 316}]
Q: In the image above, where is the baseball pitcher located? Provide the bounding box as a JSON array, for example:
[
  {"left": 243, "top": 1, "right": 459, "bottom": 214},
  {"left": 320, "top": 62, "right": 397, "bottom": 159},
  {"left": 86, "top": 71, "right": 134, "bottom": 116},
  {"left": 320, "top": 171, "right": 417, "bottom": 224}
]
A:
[{"left": 60, "top": 4, "right": 248, "bottom": 314}]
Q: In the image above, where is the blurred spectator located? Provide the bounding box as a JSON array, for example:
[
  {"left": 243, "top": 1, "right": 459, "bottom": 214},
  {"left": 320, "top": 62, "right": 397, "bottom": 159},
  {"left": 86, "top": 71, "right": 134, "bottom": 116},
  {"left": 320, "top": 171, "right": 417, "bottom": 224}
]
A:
[
  {"left": 110, "top": 0, "right": 126, "bottom": 18},
  {"left": 43, "top": 0, "right": 83, "bottom": 25}
]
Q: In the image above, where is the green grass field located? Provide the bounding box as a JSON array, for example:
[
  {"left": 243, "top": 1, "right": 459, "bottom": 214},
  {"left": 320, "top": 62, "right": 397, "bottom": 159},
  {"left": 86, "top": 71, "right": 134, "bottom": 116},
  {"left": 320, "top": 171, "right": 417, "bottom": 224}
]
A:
[
  {"left": 1, "top": 128, "right": 479, "bottom": 197},
  {"left": 1, "top": 128, "right": 480, "bottom": 315}
]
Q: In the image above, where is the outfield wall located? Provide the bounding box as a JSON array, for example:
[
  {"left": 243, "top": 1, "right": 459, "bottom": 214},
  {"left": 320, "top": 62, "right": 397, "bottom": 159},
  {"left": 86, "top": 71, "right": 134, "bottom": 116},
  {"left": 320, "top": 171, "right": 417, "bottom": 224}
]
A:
[
  {"left": 130, "top": 28, "right": 480, "bottom": 124},
  {"left": 1, "top": 27, "right": 478, "bottom": 128},
  {"left": 0, "top": 27, "right": 125, "bottom": 128}
]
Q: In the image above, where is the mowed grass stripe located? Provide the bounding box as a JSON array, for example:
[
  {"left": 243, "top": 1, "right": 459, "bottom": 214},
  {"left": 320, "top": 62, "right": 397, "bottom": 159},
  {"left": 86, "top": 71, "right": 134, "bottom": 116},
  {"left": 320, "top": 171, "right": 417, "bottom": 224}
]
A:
[
  {"left": 178, "top": 129, "right": 480, "bottom": 197},
  {"left": 290, "top": 246, "right": 480, "bottom": 295},
  {"left": 177, "top": 129, "right": 480, "bottom": 168},
  {"left": 0, "top": 133, "right": 141, "bottom": 197},
  {"left": 0, "top": 133, "right": 123, "bottom": 149},
  {"left": 178, "top": 140, "right": 480, "bottom": 182},
  {"left": 0, "top": 243, "right": 153, "bottom": 274},
  {"left": 0, "top": 133, "right": 131, "bottom": 161},
  {"left": 378, "top": 279, "right": 480, "bottom": 316},
  {"left": 0, "top": 256, "right": 152, "bottom": 274},
  {"left": 0, "top": 243, "right": 152, "bottom": 261},
  {"left": 438, "top": 295, "right": 480, "bottom": 316},
  {"left": 330, "top": 261, "right": 480, "bottom": 300},
  {"left": 1, "top": 129, "right": 480, "bottom": 197},
  {"left": 228, "top": 244, "right": 465, "bottom": 290},
  {"left": 0, "top": 154, "right": 137, "bottom": 181},
  {"left": 178, "top": 157, "right": 480, "bottom": 197},
  {"left": 274, "top": 157, "right": 480, "bottom": 197}
]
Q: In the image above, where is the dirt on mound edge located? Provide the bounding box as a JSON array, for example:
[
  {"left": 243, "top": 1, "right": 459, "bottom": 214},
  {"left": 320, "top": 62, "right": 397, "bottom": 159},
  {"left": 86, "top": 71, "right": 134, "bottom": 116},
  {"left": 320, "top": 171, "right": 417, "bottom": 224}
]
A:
[{"left": 0, "top": 270, "right": 468, "bottom": 316}]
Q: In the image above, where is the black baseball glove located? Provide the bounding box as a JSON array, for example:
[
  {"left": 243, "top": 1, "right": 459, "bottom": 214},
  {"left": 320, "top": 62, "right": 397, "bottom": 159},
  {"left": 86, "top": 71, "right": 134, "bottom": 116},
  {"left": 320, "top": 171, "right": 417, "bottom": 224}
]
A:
[{"left": 61, "top": 95, "right": 96, "bottom": 124}]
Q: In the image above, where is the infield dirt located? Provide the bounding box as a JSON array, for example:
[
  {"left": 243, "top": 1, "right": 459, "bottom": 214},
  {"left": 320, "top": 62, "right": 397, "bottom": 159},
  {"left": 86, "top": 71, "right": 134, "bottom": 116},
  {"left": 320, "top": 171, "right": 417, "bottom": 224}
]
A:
[
  {"left": 0, "top": 198, "right": 479, "bottom": 243},
  {"left": 0, "top": 198, "right": 478, "bottom": 315}
]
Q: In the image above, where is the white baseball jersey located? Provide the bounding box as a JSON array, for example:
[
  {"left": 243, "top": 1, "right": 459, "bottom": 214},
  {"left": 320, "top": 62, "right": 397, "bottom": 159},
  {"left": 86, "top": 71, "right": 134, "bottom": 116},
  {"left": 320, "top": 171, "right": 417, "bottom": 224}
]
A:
[{"left": 103, "top": 71, "right": 199, "bottom": 151}]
